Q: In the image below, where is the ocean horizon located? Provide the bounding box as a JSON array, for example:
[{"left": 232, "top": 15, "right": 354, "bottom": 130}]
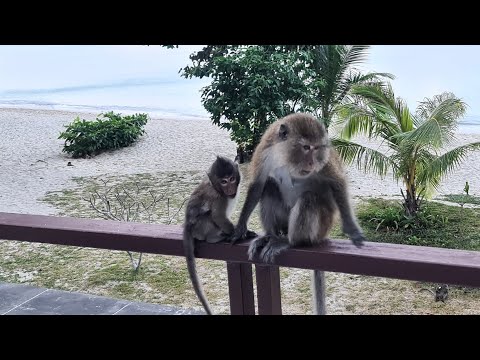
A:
[
  {"left": 1, "top": 76, "right": 480, "bottom": 133},
  {"left": 0, "top": 76, "right": 211, "bottom": 121}
]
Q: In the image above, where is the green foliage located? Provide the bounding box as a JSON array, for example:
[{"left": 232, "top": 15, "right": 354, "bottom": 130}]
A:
[
  {"left": 362, "top": 200, "right": 448, "bottom": 233},
  {"left": 59, "top": 112, "right": 148, "bottom": 158},
  {"left": 357, "top": 198, "right": 480, "bottom": 250},
  {"left": 181, "top": 46, "right": 310, "bottom": 158},
  {"left": 177, "top": 45, "right": 390, "bottom": 160},
  {"left": 301, "top": 45, "right": 394, "bottom": 128},
  {"left": 335, "top": 84, "right": 480, "bottom": 215}
]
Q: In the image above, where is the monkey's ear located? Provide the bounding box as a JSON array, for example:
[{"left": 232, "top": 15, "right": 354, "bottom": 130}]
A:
[
  {"left": 279, "top": 124, "right": 288, "bottom": 140},
  {"left": 206, "top": 171, "right": 214, "bottom": 185}
]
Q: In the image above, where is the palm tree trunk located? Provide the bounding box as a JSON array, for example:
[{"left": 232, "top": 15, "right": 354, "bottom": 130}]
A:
[
  {"left": 321, "top": 107, "right": 330, "bottom": 129},
  {"left": 402, "top": 184, "right": 419, "bottom": 216}
]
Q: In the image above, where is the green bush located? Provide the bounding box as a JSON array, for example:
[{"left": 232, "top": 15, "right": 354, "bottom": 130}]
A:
[
  {"left": 356, "top": 198, "right": 480, "bottom": 250},
  {"left": 363, "top": 201, "right": 448, "bottom": 233},
  {"left": 59, "top": 112, "right": 149, "bottom": 158}
]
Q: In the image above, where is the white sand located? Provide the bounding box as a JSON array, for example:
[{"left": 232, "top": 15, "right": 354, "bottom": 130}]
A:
[{"left": 1, "top": 107, "right": 480, "bottom": 215}]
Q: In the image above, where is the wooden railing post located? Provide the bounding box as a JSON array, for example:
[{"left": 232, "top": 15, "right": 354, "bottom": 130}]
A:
[
  {"left": 255, "top": 265, "right": 282, "bottom": 315},
  {"left": 312, "top": 269, "right": 326, "bottom": 315},
  {"left": 226, "top": 262, "right": 255, "bottom": 315}
]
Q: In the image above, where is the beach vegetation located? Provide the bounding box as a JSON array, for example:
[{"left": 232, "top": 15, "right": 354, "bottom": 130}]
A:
[
  {"left": 334, "top": 85, "right": 480, "bottom": 217},
  {"left": 357, "top": 198, "right": 480, "bottom": 250},
  {"left": 59, "top": 112, "right": 148, "bottom": 158}
]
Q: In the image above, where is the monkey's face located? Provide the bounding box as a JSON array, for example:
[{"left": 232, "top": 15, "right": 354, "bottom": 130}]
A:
[
  {"left": 220, "top": 175, "right": 238, "bottom": 198},
  {"left": 289, "top": 139, "right": 330, "bottom": 177},
  {"left": 209, "top": 156, "right": 241, "bottom": 198},
  {"left": 276, "top": 116, "right": 330, "bottom": 178}
]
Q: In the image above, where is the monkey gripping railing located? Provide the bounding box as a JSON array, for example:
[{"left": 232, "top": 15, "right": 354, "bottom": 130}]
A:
[{"left": 1, "top": 211, "right": 480, "bottom": 315}]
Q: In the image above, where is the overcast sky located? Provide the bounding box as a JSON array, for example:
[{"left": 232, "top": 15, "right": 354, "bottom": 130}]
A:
[{"left": 0, "top": 45, "right": 479, "bottom": 119}]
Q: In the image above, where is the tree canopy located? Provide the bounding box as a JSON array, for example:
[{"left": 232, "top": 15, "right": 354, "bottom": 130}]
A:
[{"left": 177, "top": 45, "right": 391, "bottom": 161}]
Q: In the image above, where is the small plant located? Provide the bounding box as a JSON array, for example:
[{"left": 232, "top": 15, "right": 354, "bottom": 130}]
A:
[
  {"left": 83, "top": 179, "right": 188, "bottom": 272},
  {"left": 59, "top": 112, "right": 149, "bottom": 158}
]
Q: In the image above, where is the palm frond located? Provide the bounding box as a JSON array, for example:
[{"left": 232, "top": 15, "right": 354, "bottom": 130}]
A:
[
  {"left": 404, "top": 96, "right": 466, "bottom": 150},
  {"left": 348, "top": 72, "right": 395, "bottom": 85},
  {"left": 336, "top": 102, "right": 402, "bottom": 149},
  {"left": 350, "top": 83, "right": 395, "bottom": 114},
  {"left": 412, "top": 93, "right": 467, "bottom": 147},
  {"left": 336, "top": 103, "right": 375, "bottom": 139},
  {"left": 418, "top": 142, "right": 480, "bottom": 188},
  {"left": 341, "top": 45, "right": 371, "bottom": 69},
  {"left": 416, "top": 92, "right": 467, "bottom": 125},
  {"left": 398, "top": 99, "right": 414, "bottom": 132},
  {"left": 331, "top": 137, "right": 393, "bottom": 178},
  {"left": 333, "top": 71, "right": 394, "bottom": 107},
  {"left": 351, "top": 83, "right": 417, "bottom": 134}
]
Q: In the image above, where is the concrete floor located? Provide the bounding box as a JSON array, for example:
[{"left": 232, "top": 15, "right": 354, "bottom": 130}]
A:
[{"left": 0, "top": 282, "right": 204, "bottom": 315}]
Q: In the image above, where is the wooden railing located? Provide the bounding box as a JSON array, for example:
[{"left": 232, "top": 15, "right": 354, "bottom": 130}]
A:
[{"left": 1, "top": 211, "right": 480, "bottom": 314}]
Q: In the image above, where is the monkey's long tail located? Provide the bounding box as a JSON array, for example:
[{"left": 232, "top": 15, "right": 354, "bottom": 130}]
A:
[{"left": 183, "top": 226, "right": 213, "bottom": 315}]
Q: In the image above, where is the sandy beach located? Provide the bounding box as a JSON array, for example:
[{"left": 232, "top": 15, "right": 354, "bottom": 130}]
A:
[{"left": 1, "top": 107, "right": 479, "bottom": 216}]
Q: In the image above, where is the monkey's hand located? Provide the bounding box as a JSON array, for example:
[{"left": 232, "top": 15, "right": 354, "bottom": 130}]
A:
[{"left": 229, "top": 225, "right": 257, "bottom": 244}]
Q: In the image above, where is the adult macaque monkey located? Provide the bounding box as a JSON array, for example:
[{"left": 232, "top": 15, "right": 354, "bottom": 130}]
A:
[
  {"left": 183, "top": 156, "right": 255, "bottom": 315},
  {"left": 230, "top": 112, "right": 366, "bottom": 264}
]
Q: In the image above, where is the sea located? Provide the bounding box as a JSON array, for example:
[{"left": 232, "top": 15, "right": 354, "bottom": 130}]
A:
[
  {"left": 1, "top": 81, "right": 479, "bottom": 134},
  {"left": 0, "top": 77, "right": 211, "bottom": 121}
]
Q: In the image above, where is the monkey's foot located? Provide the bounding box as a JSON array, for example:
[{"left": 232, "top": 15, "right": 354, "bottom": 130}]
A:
[
  {"left": 351, "top": 233, "right": 366, "bottom": 248},
  {"left": 259, "top": 238, "right": 290, "bottom": 264},
  {"left": 247, "top": 236, "right": 270, "bottom": 261},
  {"left": 248, "top": 235, "right": 289, "bottom": 264}
]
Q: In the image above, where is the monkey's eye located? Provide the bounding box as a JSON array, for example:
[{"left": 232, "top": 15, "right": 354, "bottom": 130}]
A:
[
  {"left": 303, "top": 145, "right": 310, "bottom": 151},
  {"left": 229, "top": 176, "right": 235, "bottom": 182},
  {"left": 221, "top": 179, "right": 228, "bottom": 185},
  {"left": 314, "top": 146, "right": 320, "bottom": 150}
]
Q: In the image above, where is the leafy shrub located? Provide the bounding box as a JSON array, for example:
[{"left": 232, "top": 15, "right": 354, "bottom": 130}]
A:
[
  {"left": 356, "top": 198, "right": 480, "bottom": 250},
  {"left": 364, "top": 202, "right": 448, "bottom": 233},
  {"left": 59, "top": 112, "right": 149, "bottom": 158}
]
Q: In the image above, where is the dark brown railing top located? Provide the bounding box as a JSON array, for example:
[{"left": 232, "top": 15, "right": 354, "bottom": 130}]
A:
[{"left": 1, "top": 211, "right": 479, "bottom": 287}]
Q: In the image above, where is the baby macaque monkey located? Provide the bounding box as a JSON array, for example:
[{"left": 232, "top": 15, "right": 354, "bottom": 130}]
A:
[{"left": 183, "top": 156, "right": 254, "bottom": 314}]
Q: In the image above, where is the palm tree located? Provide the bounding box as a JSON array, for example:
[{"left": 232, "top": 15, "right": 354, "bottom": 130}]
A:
[
  {"left": 305, "top": 45, "right": 394, "bottom": 129},
  {"left": 333, "top": 83, "right": 480, "bottom": 216}
]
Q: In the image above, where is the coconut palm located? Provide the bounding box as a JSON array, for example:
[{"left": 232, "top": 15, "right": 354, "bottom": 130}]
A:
[
  {"left": 305, "top": 45, "right": 394, "bottom": 128},
  {"left": 333, "top": 83, "right": 480, "bottom": 216}
]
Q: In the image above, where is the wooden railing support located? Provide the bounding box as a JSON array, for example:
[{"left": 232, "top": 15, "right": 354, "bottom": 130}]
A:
[
  {"left": 227, "top": 262, "right": 255, "bottom": 315},
  {"left": 255, "top": 265, "right": 282, "bottom": 315}
]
